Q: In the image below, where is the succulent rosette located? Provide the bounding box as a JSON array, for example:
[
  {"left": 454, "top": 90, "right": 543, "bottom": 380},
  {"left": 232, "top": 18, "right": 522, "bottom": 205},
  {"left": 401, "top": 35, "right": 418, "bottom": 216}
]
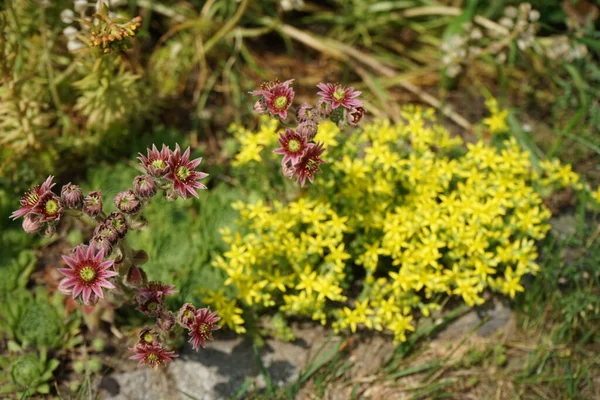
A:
[
  {"left": 274, "top": 129, "right": 309, "bottom": 165},
  {"left": 166, "top": 144, "right": 208, "bottom": 199},
  {"left": 58, "top": 245, "right": 117, "bottom": 305},
  {"left": 316, "top": 83, "right": 362, "bottom": 110},
  {"left": 292, "top": 142, "right": 327, "bottom": 187},
  {"left": 11, "top": 176, "right": 56, "bottom": 220}
]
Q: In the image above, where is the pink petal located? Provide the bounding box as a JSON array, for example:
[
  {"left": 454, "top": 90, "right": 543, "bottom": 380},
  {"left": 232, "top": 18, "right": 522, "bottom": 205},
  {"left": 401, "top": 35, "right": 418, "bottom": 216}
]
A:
[
  {"left": 92, "top": 285, "right": 104, "bottom": 299},
  {"left": 58, "top": 268, "right": 77, "bottom": 278},
  {"left": 72, "top": 284, "right": 84, "bottom": 299},
  {"left": 98, "top": 279, "right": 115, "bottom": 289}
]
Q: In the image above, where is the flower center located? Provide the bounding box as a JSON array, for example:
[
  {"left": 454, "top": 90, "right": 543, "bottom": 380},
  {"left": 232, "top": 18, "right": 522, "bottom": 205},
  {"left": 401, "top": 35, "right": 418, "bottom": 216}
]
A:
[
  {"left": 45, "top": 199, "right": 60, "bottom": 215},
  {"left": 274, "top": 96, "right": 288, "bottom": 110},
  {"left": 176, "top": 166, "right": 190, "bottom": 181},
  {"left": 151, "top": 159, "right": 166, "bottom": 169},
  {"left": 184, "top": 310, "right": 194, "bottom": 320},
  {"left": 288, "top": 139, "right": 301, "bottom": 152},
  {"left": 333, "top": 87, "right": 346, "bottom": 101},
  {"left": 80, "top": 266, "right": 96, "bottom": 282},
  {"left": 147, "top": 301, "right": 158, "bottom": 311},
  {"left": 199, "top": 323, "right": 211, "bottom": 338},
  {"left": 143, "top": 333, "right": 154, "bottom": 343},
  {"left": 146, "top": 353, "right": 159, "bottom": 362},
  {"left": 25, "top": 188, "right": 40, "bottom": 205}
]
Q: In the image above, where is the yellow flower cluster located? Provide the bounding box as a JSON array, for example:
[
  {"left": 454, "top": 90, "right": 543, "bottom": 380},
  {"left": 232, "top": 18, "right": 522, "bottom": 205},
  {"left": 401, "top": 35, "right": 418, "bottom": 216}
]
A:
[
  {"left": 204, "top": 107, "right": 580, "bottom": 344},
  {"left": 482, "top": 97, "right": 509, "bottom": 134}
]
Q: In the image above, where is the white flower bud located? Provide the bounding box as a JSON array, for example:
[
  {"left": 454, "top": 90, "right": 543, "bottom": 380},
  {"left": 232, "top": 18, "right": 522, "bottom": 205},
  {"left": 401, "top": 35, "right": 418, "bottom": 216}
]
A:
[
  {"left": 74, "top": 0, "right": 88, "bottom": 13},
  {"left": 61, "top": 9, "right": 75, "bottom": 24},
  {"left": 63, "top": 26, "right": 78, "bottom": 40}
]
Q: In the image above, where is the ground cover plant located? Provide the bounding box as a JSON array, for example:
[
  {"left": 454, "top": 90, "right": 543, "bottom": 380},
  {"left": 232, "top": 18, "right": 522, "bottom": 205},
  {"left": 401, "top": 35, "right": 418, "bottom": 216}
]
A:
[{"left": 0, "top": 0, "right": 599, "bottom": 398}]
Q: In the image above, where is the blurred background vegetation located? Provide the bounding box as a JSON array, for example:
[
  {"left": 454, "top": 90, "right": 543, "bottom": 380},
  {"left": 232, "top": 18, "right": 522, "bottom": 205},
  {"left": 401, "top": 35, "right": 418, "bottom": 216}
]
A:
[{"left": 1, "top": 0, "right": 599, "bottom": 398}]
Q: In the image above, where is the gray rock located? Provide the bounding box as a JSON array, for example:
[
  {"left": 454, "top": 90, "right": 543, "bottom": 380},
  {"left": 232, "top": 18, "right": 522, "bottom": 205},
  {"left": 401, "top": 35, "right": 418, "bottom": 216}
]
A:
[{"left": 97, "top": 325, "right": 339, "bottom": 400}]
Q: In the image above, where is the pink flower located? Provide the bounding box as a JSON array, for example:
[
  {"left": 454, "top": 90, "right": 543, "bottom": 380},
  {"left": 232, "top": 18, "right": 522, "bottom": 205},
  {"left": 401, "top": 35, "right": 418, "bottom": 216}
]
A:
[
  {"left": 292, "top": 142, "right": 326, "bottom": 187},
  {"left": 316, "top": 83, "right": 362, "bottom": 110},
  {"left": 32, "top": 192, "right": 64, "bottom": 223},
  {"left": 138, "top": 144, "right": 172, "bottom": 177},
  {"left": 274, "top": 129, "right": 309, "bottom": 165},
  {"left": 137, "top": 281, "right": 178, "bottom": 302},
  {"left": 129, "top": 343, "right": 178, "bottom": 368},
  {"left": 137, "top": 328, "right": 160, "bottom": 347},
  {"left": 188, "top": 307, "right": 220, "bottom": 350},
  {"left": 166, "top": 144, "right": 208, "bottom": 199},
  {"left": 58, "top": 245, "right": 117, "bottom": 305},
  {"left": 11, "top": 176, "right": 56, "bottom": 220},
  {"left": 136, "top": 281, "right": 178, "bottom": 316},
  {"left": 250, "top": 79, "right": 295, "bottom": 119}
]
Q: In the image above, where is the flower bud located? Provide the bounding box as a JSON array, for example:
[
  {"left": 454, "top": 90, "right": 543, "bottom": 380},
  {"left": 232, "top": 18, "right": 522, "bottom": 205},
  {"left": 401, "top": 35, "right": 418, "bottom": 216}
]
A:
[
  {"left": 253, "top": 99, "right": 267, "bottom": 115},
  {"left": 346, "top": 106, "right": 366, "bottom": 126},
  {"left": 106, "top": 211, "right": 127, "bottom": 238},
  {"left": 94, "top": 222, "right": 119, "bottom": 243},
  {"left": 158, "top": 312, "right": 176, "bottom": 331},
  {"left": 177, "top": 303, "right": 196, "bottom": 328},
  {"left": 164, "top": 188, "right": 179, "bottom": 202},
  {"left": 61, "top": 183, "right": 84, "bottom": 209},
  {"left": 330, "top": 107, "right": 344, "bottom": 124},
  {"left": 83, "top": 191, "right": 103, "bottom": 217},
  {"left": 133, "top": 249, "right": 149, "bottom": 266},
  {"left": 74, "top": 0, "right": 87, "bottom": 13},
  {"left": 133, "top": 175, "right": 157, "bottom": 199},
  {"left": 296, "top": 103, "right": 316, "bottom": 122},
  {"left": 316, "top": 99, "right": 332, "bottom": 118},
  {"left": 115, "top": 190, "right": 141, "bottom": 214},
  {"left": 89, "top": 235, "right": 113, "bottom": 256},
  {"left": 42, "top": 223, "right": 57, "bottom": 238},
  {"left": 297, "top": 121, "right": 319, "bottom": 141},
  {"left": 22, "top": 213, "right": 42, "bottom": 234},
  {"left": 125, "top": 265, "right": 147, "bottom": 288}
]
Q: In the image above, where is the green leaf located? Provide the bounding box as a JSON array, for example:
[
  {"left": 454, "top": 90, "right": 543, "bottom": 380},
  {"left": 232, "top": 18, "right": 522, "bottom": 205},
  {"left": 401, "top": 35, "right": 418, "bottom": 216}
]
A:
[{"left": 36, "top": 383, "right": 50, "bottom": 394}]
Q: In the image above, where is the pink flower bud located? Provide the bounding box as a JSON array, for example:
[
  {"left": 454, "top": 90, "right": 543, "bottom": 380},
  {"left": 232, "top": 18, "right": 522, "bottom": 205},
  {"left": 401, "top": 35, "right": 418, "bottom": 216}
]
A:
[
  {"left": 61, "top": 183, "right": 83, "bottom": 209},
  {"left": 177, "top": 303, "right": 196, "bottom": 328},
  {"left": 158, "top": 312, "right": 176, "bottom": 331},
  {"left": 83, "top": 191, "right": 103, "bottom": 217},
  {"left": 106, "top": 211, "right": 127, "bottom": 238},
  {"left": 22, "top": 213, "right": 42, "bottom": 233},
  {"left": 297, "top": 121, "right": 319, "bottom": 141},
  {"left": 115, "top": 190, "right": 141, "bottom": 214},
  {"left": 133, "top": 175, "right": 157, "bottom": 199}
]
